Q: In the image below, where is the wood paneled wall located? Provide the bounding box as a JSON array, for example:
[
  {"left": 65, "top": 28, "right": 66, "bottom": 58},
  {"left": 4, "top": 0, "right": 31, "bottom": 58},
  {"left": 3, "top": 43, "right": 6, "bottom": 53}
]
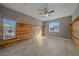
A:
[
  {"left": 16, "top": 23, "right": 35, "bottom": 40},
  {"left": 71, "top": 16, "right": 79, "bottom": 48},
  {"left": 0, "top": 23, "right": 35, "bottom": 48},
  {"left": 41, "top": 25, "right": 45, "bottom": 36}
]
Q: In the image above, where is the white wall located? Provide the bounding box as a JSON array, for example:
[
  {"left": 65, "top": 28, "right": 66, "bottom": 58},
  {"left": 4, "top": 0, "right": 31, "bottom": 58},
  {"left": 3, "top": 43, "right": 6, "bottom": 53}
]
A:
[{"left": 72, "top": 4, "right": 79, "bottom": 21}]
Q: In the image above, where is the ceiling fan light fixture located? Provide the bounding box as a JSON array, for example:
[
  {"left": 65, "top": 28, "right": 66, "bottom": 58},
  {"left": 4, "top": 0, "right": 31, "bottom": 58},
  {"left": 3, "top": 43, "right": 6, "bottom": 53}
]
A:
[
  {"left": 43, "top": 13, "right": 48, "bottom": 17},
  {"left": 39, "top": 4, "right": 55, "bottom": 19}
]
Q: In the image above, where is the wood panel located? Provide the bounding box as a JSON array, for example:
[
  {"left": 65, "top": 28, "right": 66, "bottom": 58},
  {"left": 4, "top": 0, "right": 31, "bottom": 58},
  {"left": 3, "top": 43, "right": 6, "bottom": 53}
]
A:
[
  {"left": 16, "top": 23, "right": 35, "bottom": 40},
  {"left": 41, "top": 22, "right": 45, "bottom": 36},
  {"left": 71, "top": 16, "right": 79, "bottom": 48},
  {"left": 0, "top": 23, "right": 35, "bottom": 48},
  {"left": 41, "top": 25, "right": 45, "bottom": 36}
]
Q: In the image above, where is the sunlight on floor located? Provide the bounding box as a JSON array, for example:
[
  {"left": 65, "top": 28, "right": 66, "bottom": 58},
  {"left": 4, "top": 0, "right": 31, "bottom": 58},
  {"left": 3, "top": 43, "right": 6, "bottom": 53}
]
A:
[{"left": 36, "top": 30, "right": 46, "bottom": 46}]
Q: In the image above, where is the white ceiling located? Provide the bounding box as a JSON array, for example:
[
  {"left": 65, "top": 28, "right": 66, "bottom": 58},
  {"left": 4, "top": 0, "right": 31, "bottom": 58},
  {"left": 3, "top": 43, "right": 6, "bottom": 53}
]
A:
[{"left": 0, "top": 3, "right": 78, "bottom": 21}]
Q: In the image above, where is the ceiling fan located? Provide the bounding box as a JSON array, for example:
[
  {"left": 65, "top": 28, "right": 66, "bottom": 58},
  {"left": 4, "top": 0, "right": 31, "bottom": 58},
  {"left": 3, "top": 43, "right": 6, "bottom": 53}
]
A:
[{"left": 39, "top": 4, "right": 55, "bottom": 18}]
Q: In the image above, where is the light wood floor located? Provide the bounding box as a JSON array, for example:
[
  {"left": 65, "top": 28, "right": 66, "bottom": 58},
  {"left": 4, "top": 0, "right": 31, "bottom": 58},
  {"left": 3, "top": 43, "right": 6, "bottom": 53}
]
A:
[{"left": 0, "top": 36, "right": 79, "bottom": 56}]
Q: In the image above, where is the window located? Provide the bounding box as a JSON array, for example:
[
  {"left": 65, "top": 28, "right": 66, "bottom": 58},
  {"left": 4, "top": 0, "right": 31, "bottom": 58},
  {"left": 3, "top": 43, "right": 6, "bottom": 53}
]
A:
[
  {"left": 49, "top": 22, "right": 59, "bottom": 32},
  {"left": 3, "top": 19, "right": 16, "bottom": 40}
]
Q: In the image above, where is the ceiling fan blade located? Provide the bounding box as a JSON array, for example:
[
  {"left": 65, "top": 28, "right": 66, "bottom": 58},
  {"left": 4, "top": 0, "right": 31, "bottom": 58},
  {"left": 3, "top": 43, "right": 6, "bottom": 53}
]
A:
[{"left": 48, "top": 10, "right": 55, "bottom": 13}]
